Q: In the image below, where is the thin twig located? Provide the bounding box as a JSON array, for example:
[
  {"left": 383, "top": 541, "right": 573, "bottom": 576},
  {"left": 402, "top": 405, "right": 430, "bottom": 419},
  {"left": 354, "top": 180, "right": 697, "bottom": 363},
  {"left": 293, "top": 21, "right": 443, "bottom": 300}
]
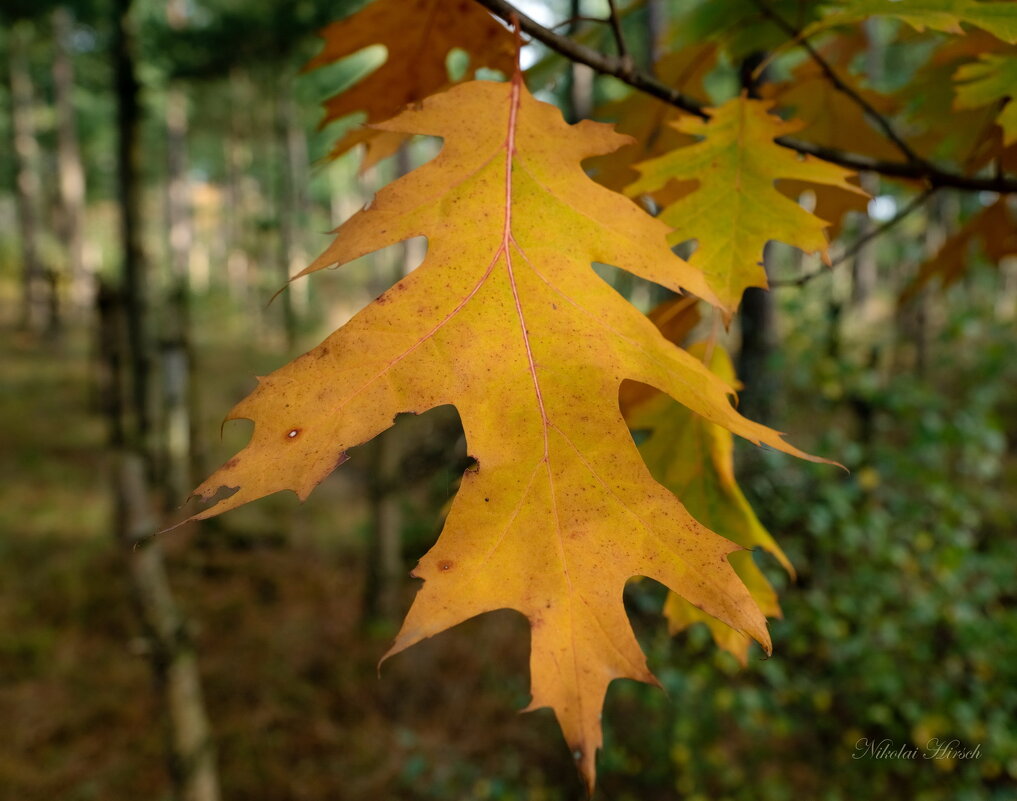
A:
[
  {"left": 605, "top": 0, "right": 633, "bottom": 73},
  {"left": 749, "top": 0, "right": 921, "bottom": 166},
  {"left": 474, "top": 0, "right": 709, "bottom": 117},
  {"left": 551, "top": 15, "right": 610, "bottom": 30},
  {"left": 471, "top": 0, "right": 1017, "bottom": 195},
  {"left": 771, "top": 187, "right": 937, "bottom": 287}
]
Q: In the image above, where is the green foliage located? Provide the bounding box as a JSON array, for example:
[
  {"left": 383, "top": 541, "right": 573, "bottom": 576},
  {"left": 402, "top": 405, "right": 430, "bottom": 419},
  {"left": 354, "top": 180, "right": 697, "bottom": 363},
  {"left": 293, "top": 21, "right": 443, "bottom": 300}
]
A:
[
  {"left": 137, "top": 0, "right": 358, "bottom": 79},
  {"left": 593, "top": 272, "right": 1017, "bottom": 800}
]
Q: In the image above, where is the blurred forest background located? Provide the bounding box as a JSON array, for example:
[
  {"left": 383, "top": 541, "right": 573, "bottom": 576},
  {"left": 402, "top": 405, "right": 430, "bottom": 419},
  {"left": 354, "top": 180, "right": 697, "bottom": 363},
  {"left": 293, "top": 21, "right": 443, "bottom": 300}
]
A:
[{"left": 1, "top": 0, "right": 1016, "bottom": 799}]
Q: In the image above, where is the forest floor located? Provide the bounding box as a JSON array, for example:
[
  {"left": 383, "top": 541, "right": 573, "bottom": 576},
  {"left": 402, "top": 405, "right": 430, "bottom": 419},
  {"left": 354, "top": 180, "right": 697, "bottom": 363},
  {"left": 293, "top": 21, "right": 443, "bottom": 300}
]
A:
[
  {"left": 0, "top": 325, "right": 579, "bottom": 801},
  {"left": 3, "top": 292, "right": 1015, "bottom": 801}
]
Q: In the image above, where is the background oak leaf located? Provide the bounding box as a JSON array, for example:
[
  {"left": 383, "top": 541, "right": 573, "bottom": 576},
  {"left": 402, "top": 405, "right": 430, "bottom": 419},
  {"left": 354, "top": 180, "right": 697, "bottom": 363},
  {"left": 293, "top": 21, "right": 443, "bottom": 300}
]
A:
[
  {"left": 625, "top": 333, "right": 793, "bottom": 667},
  {"left": 306, "top": 0, "right": 515, "bottom": 167},
  {"left": 627, "top": 96, "right": 867, "bottom": 317}
]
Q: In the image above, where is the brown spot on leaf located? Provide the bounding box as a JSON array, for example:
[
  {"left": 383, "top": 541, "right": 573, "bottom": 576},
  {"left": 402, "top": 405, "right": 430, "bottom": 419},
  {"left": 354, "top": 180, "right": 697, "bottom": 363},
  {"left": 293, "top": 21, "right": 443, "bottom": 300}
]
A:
[{"left": 438, "top": 560, "right": 454, "bottom": 572}]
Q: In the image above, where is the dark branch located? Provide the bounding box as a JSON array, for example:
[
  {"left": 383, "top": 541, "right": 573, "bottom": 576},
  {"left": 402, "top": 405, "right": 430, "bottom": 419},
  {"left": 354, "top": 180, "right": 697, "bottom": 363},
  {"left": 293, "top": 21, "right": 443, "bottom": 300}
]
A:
[
  {"left": 472, "top": 0, "right": 708, "bottom": 119},
  {"left": 774, "top": 139, "right": 1017, "bottom": 193},
  {"left": 771, "top": 187, "right": 938, "bottom": 288},
  {"left": 551, "top": 15, "right": 611, "bottom": 31},
  {"left": 472, "top": 0, "right": 1017, "bottom": 195},
  {"left": 605, "top": 0, "right": 632, "bottom": 69},
  {"left": 749, "top": 0, "right": 923, "bottom": 167}
]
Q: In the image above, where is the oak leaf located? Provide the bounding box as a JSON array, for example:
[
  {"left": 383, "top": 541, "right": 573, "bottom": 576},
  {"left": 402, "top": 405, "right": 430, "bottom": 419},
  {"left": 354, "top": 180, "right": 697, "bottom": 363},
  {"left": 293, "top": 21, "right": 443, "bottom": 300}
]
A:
[
  {"left": 953, "top": 54, "right": 1017, "bottom": 147},
  {"left": 588, "top": 44, "right": 718, "bottom": 194},
  {"left": 807, "top": 0, "right": 1017, "bottom": 44},
  {"left": 901, "top": 31, "right": 1010, "bottom": 165},
  {"left": 763, "top": 57, "right": 902, "bottom": 163},
  {"left": 624, "top": 331, "right": 792, "bottom": 667},
  {"left": 190, "top": 74, "right": 822, "bottom": 789},
  {"left": 626, "top": 96, "right": 867, "bottom": 316},
  {"left": 901, "top": 198, "right": 1017, "bottom": 302},
  {"left": 758, "top": 38, "right": 878, "bottom": 237},
  {"left": 306, "top": 0, "right": 515, "bottom": 167}
]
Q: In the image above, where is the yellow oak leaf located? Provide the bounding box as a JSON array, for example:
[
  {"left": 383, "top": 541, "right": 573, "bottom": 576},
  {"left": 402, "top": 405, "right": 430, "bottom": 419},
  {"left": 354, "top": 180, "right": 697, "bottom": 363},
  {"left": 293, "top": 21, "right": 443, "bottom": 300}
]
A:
[
  {"left": 806, "top": 0, "right": 1017, "bottom": 45},
  {"left": 901, "top": 198, "right": 1017, "bottom": 302},
  {"left": 189, "top": 73, "right": 824, "bottom": 789},
  {"left": 626, "top": 96, "right": 867, "bottom": 317},
  {"left": 954, "top": 53, "right": 1017, "bottom": 147},
  {"left": 306, "top": 0, "right": 515, "bottom": 167},
  {"left": 625, "top": 338, "right": 792, "bottom": 667},
  {"left": 588, "top": 44, "right": 718, "bottom": 194},
  {"left": 617, "top": 295, "right": 702, "bottom": 414}
]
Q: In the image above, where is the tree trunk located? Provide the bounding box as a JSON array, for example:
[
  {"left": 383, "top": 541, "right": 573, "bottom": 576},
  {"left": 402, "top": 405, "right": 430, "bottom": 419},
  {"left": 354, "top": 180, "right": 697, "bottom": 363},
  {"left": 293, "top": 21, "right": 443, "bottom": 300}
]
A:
[
  {"left": 162, "top": 84, "right": 197, "bottom": 502},
  {"left": 99, "top": 285, "right": 221, "bottom": 801},
  {"left": 115, "top": 451, "right": 221, "bottom": 801},
  {"left": 113, "top": 0, "right": 151, "bottom": 446},
  {"left": 565, "top": 0, "right": 594, "bottom": 123},
  {"left": 110, "top": 4, "right": 221, "bottom": 799},
  {"left": 645, "top": 0, "right": 665, "bottom": 68},
  {"left": 851, "top": 174, "right": 879, "bottom": 308},
  {"left": 737, "top": 282, "right": 778, "bottom": 426},
  {"left": 736, "top": 55, "right": 779, "bottom": 426},
  {"left": 362, "top": 147, "right": 415, "bottom": 624},
  {"left": 165, "top": 0, "right": 193, "bottom": 292},
  {"left": 160, "top": 282, "right": 194, "bottom": 504},
  {"left": 282, "top": 80, "right": 310, "bottom": 320},
  {"left": 851, "top": 24, "right": 884, "bottom": 310},
  {"left": 223, "top": 68, "right": 253, "bottom": 308},
  {"left": 273, "top": 77, "right": 299, "bottom": 350},
  {"left": 166, "top": 87, "right": 192, "bottom": 289},
  {"left": 8, "top": 21, "right": 48, "bottom": 334},
  {"left": 52, "top": 7, "right": 89, "bottom": 313},
  {"left": 364, "top": 428, "right": 405, "bottom": 623}
]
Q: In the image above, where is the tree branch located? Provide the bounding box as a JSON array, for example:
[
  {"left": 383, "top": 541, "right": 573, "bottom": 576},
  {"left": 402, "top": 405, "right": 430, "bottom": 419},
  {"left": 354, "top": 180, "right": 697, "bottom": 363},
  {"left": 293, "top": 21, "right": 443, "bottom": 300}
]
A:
[
  {"left": 473, "top": 0, "right": 708, "bottom": 118},
  {"left": 472, "top": 0, "right": 1017, "bottom": 195},
  {"left": 770, "top": 187, "right": 937, "bottom": 288},
  {"left": 605, "top": 0, "right": 632, "bottom": 70},
  {"left": 551, "top": 15, "right": 611, "bottom": 31},
  {"left": 749, "top": 0, "right": 922, "bottom": 167}
]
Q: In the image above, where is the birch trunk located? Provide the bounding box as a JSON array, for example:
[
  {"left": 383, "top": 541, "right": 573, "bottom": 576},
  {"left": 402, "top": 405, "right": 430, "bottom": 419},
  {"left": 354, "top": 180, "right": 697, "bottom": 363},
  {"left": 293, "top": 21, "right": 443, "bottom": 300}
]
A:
[
  {"left": 52, "top": 7, "right": 89, "bottom": 313},
  {"left": 110, "top": 3, "right": 221, "bottom": 798},
  {"left": 8, "top": 22, "right": 48, "bottom": 333}
]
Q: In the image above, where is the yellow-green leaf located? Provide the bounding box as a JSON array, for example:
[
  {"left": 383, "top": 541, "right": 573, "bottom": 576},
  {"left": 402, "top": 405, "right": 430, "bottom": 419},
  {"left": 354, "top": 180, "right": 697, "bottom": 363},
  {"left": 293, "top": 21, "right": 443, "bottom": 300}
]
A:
[
  {"left": 588, "top": 44, "right": 719, "bottom": 193},
  {"left": 954, "top": 54, "right": 1017, "bottom": 147},
  {"left": 627, "top": 96, "right": 867, "bottom": 317},
  {"left": 806, "top": 0, "right": 1017, "bottom": 45},
  {"left": 626, "top": 339, "right": 791, "bottom": 666}
]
